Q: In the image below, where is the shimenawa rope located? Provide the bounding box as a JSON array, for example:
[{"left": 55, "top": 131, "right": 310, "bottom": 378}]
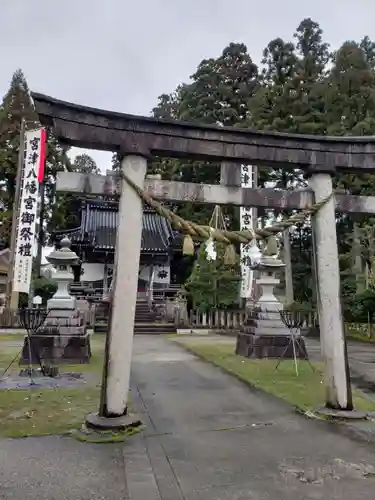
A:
[{"left": 120, "top": 172, "right": 331, "bottom": 244}]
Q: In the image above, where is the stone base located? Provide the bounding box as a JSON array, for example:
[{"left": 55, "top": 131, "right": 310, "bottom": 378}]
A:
[
  {"left": 315, "top": 407, "right": 368, "bottom": 420},
  {"left": 235, "top": 333, "right": 309, "bottom": 360},
  {"left": 85, "top": 412, "right": 142, "bottom": 431},
  {"left": 20, "top": 334, "right": 91, "bottom": 365}
]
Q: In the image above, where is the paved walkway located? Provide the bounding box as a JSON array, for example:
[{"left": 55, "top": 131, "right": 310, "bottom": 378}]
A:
[{"left": 2, "top": 336, "right": 375, "bottom": 499}]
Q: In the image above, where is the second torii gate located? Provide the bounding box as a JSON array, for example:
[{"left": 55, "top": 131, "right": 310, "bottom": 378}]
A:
[{"left": 32, "top": 91, "right": 375, "bottom": 426}]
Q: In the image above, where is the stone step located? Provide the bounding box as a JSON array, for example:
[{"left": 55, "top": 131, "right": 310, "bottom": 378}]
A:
[
  {"left": 135, "top": 310, "right": 155, "bottom": 316},
  {"left": 134, "top": 323, "right": 176, "bottom": 335},
  {"left": 94, "top": 324, "right": 107, "bottom": 333},
  {"left": 94, "top": 322, "right": 176, "bottom": 335},
  {"left": 244, "top": 326, "right": 291, "bottom": 336},
  {"left": 246, "top": 319, "right": 287, "bottom": 329}
]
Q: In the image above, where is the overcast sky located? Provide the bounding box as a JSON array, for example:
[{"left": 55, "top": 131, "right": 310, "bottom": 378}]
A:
[{"left": 1, "top": 0, "right": 374, "bottom": 171}]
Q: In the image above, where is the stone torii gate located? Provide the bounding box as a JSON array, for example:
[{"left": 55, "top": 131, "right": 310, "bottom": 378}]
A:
[{"left": 32, "top": 92, "right": 375, "bottom": 426}]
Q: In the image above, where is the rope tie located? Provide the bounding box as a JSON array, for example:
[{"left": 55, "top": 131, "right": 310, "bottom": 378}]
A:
[{"left": 119, "top": 172, "right": 332, "bottom": 256}]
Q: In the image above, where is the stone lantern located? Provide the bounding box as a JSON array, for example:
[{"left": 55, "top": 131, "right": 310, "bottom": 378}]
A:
[
  {"left": 256, "top": 253, "right": 285, "bottom": 313},
  {"left": 20, "top": 236, "right": 91, "bottom": 366},
  {"left": 236, "top": 238, "right": 308, "bottom": 359},
  {"left": 46, "top": 236, "right": 78, "bottom": 310}
]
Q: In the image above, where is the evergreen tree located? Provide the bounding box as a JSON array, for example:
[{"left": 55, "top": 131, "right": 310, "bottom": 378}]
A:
[
  {"left": 250, "top": 37, "right": 297, "bottom": 133},
  {"left": 152, "top": 87, "right": 185, "bottom": 120},
  {"left": 324, "top": 40, "right": 375, "bottom": 305},
  {"left": 0, "top": 69, "right": 39, "bottom": 238},
  {"left": 151, "top": 43, "right": 260, "bottom": 225},
  {"left": 325, "top": 41, "right": 375, "bottom": 136},
  {"left": 150, "top": 23, "right": 375, "bottom": 308},
  {"left": 360, "top": 36, "right": 375, "bottom": 70},
  {"left": 111, "top": 152, "right": 120, "bottom": 171},
  {"left": 49, "top": 152, "right": 99, "bottom": 232},
  {"left": 72, "top": 153, "right": 100, "bottom": 174},
  {"left": 178, "top": 43, "right": 259, "bottom": 126},
  {"left": 0, "top": 69, "right": 80, "bottom": 240},
  {"left": 44, "top": 135, "right": 72, "bottom": 236},
  {"left": 185, "top": 243, "right": 241, "bottom": 312},
  {"left": 292, "top": 18, "right": 331, "bottom": 135}
]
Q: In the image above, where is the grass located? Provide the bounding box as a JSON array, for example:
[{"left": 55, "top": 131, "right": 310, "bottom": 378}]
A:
[
  {"left": 346, "top": 331, "right": 375, "bottom": 344},
  {"left": 176, "top": 341, "right": 375, "bottom": 413},
  {"left": 345, "top": 323, "right": 375, "bottom": 344},
  {"left": 0, "top": 333, "right": 26, "bottom": 342},
  {"left": 0, "top": 334, "right": 105, "bottom": 438}
]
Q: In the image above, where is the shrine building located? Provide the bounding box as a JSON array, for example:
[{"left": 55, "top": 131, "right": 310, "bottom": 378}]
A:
[{"left": 53, "top": 198, "right": 185, "bottom": 302}]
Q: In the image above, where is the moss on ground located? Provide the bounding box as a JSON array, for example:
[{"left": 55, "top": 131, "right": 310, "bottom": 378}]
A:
[{"left": 0, "top": 335, "right": 105, "bottom": 438}]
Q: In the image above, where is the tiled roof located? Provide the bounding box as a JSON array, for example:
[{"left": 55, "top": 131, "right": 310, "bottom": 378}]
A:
[{"left": 55, "top": 200, "right": 175, "bottom": 254}]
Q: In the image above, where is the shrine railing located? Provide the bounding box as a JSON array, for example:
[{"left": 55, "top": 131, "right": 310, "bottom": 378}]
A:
[
  {"left": 184, "top": 308, "right": 319, "bottom": 332},
  {"left": 186, "top": 309, "right": 249, "bottom": 331},
  {"left": 69, "top": 282, "right": 182, "bottom": 303},
  {"left": 152, "top": 284, "right": 182, "bottom": 302}
]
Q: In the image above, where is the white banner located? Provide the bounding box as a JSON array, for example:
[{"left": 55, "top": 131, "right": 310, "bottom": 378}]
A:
[
  {"left": 13, "top": 129, "right": 44, "bottom": 293},
  {"left": 240, "top": 165, "right": 255, "bottom": 299}
]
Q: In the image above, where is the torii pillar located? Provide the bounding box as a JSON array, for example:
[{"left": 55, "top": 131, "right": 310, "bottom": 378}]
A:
[
  {"left": 309, "top": 169, "right": 353, "bottom": 411},
  {"left": 86, "top": 154, "right": 146, "bottom": 429}
]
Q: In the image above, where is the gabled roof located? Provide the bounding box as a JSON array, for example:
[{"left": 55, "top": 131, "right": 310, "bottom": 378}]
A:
[{"left": 54, "top": 200, "right": 175, "bottom": 254}]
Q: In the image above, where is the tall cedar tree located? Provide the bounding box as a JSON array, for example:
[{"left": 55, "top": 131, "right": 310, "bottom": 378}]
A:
[
  {"left": 249, "top": 20, "right": 331, "bottom": 301},
  {"left": 0, "top": 70, "right": 100, "bottom": 243},
  {"left": 0, "top": 70, "right": 38, "bottom": 244},
  {"left": 150, "top": 43, "right": 259, "bottom": 225},
  {"left": 112, "top": 21, "right": 375, "bottom": 308}
]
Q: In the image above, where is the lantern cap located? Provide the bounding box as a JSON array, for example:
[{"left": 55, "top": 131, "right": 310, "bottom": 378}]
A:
[{"left": 46, "top": 237, "right": 79, "bottom": 266}]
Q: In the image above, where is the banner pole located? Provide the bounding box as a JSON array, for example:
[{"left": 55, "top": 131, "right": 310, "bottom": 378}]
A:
[{"left": 6, "top": 118, "right": 26, "bottom": 310}]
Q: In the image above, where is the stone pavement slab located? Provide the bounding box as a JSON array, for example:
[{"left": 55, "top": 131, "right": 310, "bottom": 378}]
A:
[
  {"left": 127, "top": 336, "right": 375, "bottom": 499},
  {"left": 0, "top": 435, "right": 128, "bottom": 500},
  {"left": 1, "top": 335, "right": 375, "bottom": 499}
]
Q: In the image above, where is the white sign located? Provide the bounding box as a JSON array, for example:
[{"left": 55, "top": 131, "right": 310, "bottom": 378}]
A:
[
  {"left": 33, "top": 295, "right": 42, "bottom": 305},
  {"left": 13, "top": 129, "right": 45, "bottom": 293},
  {"left": 240, "top": 165, "right": 256, "bottom": 299}
]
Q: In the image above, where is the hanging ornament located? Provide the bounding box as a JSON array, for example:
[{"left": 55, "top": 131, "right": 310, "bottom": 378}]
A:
[
  {"left": 248, "top": 240, "right": 262, "bottom": 267},
  {"left": 264, "top": 235, "right": 279, "bottom": 257},
  {"left": 205, "top": 228, "right": 217, "bottom": 261},
  {"left": 182, "top": 234, "right": 195, "bottom": 256},
  {"left": 224, "top": 244, "right": 237, "bottom": 265}
]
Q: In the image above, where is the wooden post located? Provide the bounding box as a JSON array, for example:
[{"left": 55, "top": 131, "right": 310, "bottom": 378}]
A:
[
  {"left": 6, "top": 119, "right": 26, "bottom": 310},
  {"left": 148, "top": 264, "right": 154, "bottom": 311},
  {"left": 35, "top": 180, "right": 46, "bottom": 278},
  {"left": 283, "top": 228, "right": 294, "bottom": 305}
]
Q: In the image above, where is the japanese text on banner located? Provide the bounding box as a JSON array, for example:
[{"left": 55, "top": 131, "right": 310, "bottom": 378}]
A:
[
  {"left": 13, "top": 129, "right": 44, "bottom": 294},
  {"left": 240, "top": 165, "right": 255, "bottom": 299}
]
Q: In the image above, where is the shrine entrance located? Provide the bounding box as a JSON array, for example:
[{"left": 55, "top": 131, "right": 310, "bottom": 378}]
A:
[{"left": 32, "top": 91, "right": 375, "bottom": 425}]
